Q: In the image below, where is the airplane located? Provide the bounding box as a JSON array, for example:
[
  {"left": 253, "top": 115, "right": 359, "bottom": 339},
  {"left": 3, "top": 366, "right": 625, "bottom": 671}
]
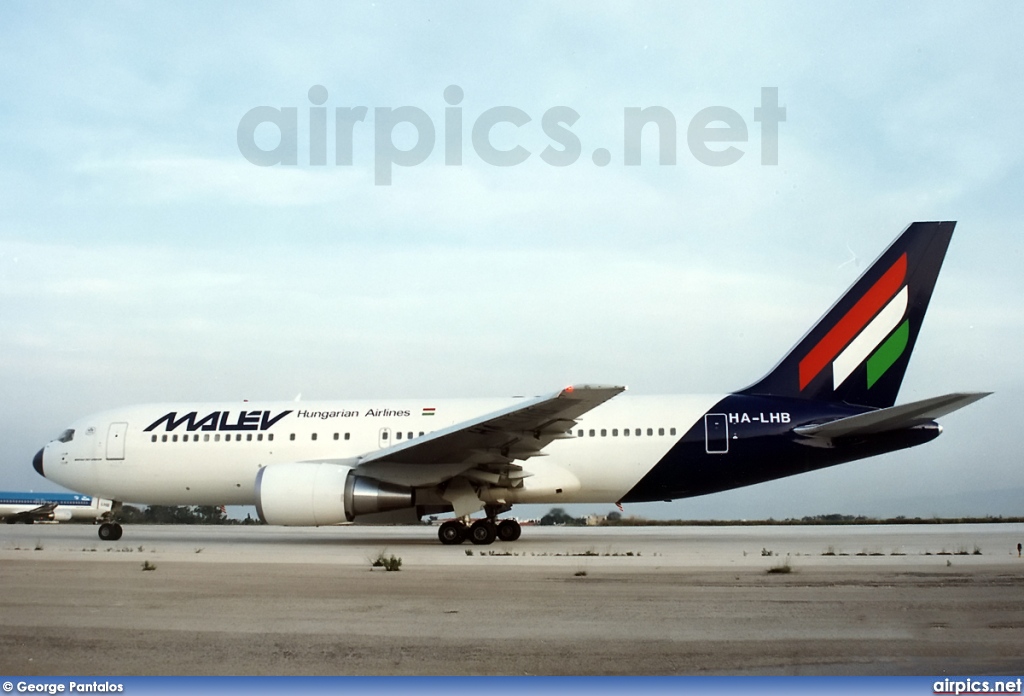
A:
[
  {"left": 32, "top": 221, "right": 989, "bottom": 544},
  {"left": 0, "top": 490, "right": 114, "bottom": 525}
]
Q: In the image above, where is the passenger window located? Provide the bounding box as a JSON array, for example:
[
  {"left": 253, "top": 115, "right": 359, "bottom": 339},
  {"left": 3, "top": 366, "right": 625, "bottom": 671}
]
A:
[
  {"left": 203, "top": 434, "right": 210, "bottom": 442},
  {"left": 236, "top": 434, "right": 242, "bottom": 441},
  {"left": 268, "top": 434, "right": 274, "bottom": 442},
  {"left": 312, "top": 433, "right": 317, "bottom": 441},
  {"left": 333, "top": 433, "right": 339, "bottom": 441},
  {"left": 589, "top": 429, "right": 595, "bottom": 437},
  {"left": 600, "top": 429, "right": 607, "bottom": 437},
  {"left": 418, "top": 431, "right": 424, "bottom": 437},
  {"left": 612, "top": 429, "right": 618, "bottom": 436},
  {"left": 396, "top": 432, "right": 403, "bottom": 440},
  {"left": 162, "top": 435, "right": 168, "bottom": 442},
  {"left": 670, "top": 427, "right": 676, "bottom": 436},
  {"left": 658, "top": 428, "right": 665, "bottom": 436},
  {"left": 345, "top": 433, "right": 350, "bottom": 441},
  {"left": 215, "top": 434, "right": 220, "bottom": 442},
  {"left": 623, "top": 428, "right": 630, "bottom": 437},
  {"left": 172, "top": 435, "right": 178, "bottom": 442},
  {"left": 194, "top": 434, "right": 200, "bottom": 442},
  {"left": 289, "top": 433, "right": 295, "bottom": 441},
  {"left": 246, "top": 433, "right": 252, "bottom": 442},
  {"left": 151, "top": 435, "right": 157, "bottom": 443},
  {"left": 647, "top": 428, "right": 653, "bottom": 436},
  {"left": 408, "top": 432, "right": 413, "bottom": 439},
  {"left": 257, "top": 433, "right": 263, "bottom": 441},
  {"left": 635, "top": 428, "right": 641, "bottom": 436}
]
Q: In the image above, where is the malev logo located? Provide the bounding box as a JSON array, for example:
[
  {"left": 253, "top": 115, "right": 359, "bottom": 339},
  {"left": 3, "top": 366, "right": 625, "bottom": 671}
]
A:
[
  {"left": 144, "top": 410, "right": 293, "bottom": 432},
  {"left": 799, "top": 253, "right": 910, "bottom": 392}
]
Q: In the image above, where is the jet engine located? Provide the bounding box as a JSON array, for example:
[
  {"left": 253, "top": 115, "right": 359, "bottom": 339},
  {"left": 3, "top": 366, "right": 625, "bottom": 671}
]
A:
[{"left": 255, "top": 462, "right": 414, "bottom": 526}]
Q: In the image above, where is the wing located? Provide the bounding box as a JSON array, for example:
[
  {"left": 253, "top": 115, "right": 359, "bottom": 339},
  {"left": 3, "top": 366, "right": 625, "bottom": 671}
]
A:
[
  {"left": 353, "top": 384, "right": 625, "bottom": 487},
  {"left": 794, "top": 392, "right": 991, "bottom": 440}
]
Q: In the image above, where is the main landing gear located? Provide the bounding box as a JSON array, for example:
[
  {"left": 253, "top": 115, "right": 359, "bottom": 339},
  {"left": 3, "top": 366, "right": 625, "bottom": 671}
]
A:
[
  {"left": 98, "top": 522, "right": 123, "bottom": 541},
  {"left": 438, "top": 517, "right": 522, "bottom": 546}
]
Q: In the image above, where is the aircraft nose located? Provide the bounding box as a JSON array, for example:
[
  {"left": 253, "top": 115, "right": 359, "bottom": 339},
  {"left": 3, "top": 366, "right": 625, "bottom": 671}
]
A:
[{"left": 33, "top": 447, "right": 45, "bottom": 477}]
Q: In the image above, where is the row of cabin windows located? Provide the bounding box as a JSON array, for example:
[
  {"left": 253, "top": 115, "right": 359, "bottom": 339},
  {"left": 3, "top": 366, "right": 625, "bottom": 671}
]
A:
[
  {"left": 578, "top": 427, "right": 676, "bottom": 438},
  {"left": 380, "top": 431, "right": 426, "bottom": 442},
  {"left": 301, "top": 432, "right": 354, "bottom": 441},
  {"left": 150, "top": 432, "right": 354, "bottom": 443},
  {"left": 151, "top": 428, "right": 673, "bottom": 444},
  {"left": 151, "top": 433, "right": 275, "bottom": 443}
]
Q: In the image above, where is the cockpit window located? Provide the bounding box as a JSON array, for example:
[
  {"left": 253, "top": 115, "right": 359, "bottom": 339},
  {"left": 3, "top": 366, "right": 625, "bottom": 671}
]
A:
[{"left": 57, "top": 429, "right": 74, "bottom": 443}]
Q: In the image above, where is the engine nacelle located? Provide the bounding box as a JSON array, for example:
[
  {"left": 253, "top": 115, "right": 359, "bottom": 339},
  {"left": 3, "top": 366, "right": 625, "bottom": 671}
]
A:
[{"left": 255, "top": 462, "right": 414, "bottom": 526}]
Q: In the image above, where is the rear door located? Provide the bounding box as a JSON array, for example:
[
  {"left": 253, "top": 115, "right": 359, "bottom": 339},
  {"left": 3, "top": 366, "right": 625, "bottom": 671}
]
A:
[{"left": 704, "top": 414, "right": 729, "bottom": 454}]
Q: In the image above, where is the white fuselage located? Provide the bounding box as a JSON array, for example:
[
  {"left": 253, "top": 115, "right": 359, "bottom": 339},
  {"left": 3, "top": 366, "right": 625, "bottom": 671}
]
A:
[{"left": 39, "top": 394, "right": 724, "bottom": 507}]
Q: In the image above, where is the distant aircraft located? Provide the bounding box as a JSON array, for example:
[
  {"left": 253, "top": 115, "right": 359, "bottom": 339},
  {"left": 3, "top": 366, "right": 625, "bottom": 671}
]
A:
[
  {"left": 0, "top": 491, "right": 114, "bottom": 525},
  {"left": 32, "top": 222, "right": 989, "bottom": 544}
]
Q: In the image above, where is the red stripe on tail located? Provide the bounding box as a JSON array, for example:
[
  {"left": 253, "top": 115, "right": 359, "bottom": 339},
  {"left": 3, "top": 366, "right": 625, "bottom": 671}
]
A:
[{"left": 798, "top": 253, "right": 907, "bottom": 390}]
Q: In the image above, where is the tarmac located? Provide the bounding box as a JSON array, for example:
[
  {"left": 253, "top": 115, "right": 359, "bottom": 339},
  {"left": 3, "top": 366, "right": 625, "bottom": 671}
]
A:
[{"left": 1, "top": 523, "right": 1023, "bottom": 676}]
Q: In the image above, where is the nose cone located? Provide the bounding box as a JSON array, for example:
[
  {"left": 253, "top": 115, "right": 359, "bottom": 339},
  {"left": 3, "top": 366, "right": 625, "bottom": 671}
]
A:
[{"left": 33, "top": 448, "right": 45, "bottom": 477}]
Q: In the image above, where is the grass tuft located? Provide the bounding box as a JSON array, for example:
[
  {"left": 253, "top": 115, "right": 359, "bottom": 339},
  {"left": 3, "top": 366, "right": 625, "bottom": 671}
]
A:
[{"left": 370, "top": 551, "right": 402, "bottom": 571}]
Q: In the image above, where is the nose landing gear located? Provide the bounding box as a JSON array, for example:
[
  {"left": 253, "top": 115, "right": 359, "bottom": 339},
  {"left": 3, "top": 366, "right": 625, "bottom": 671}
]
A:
[{"left": 98, "top": 522, "right": 123, "bottom": 541}]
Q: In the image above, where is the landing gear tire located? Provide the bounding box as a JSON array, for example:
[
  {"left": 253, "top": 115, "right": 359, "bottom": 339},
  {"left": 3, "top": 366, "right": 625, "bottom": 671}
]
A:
[
  {"left": 497, "top": 519, "right": 522, "bottom": 542},
  {"left": 438, "top": 520, "right": 465, "bottom": 545},
  {"left": 98, "top": 522, "right": 123, "bottom": 541},
  {"left": 469, "top": 520, "right": 497, "bottom": 545}
]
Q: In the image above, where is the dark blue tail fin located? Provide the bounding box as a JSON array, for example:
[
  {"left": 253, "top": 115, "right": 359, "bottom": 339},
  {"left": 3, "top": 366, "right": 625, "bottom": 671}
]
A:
[{"left": 740, "top": 221, "right": 955, "bottom": 409}]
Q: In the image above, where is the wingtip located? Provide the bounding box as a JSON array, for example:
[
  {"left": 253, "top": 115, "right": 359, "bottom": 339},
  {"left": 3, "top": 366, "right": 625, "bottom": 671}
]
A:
[{"left": 562, "top": 384, "right": 627, "bottom": 396}]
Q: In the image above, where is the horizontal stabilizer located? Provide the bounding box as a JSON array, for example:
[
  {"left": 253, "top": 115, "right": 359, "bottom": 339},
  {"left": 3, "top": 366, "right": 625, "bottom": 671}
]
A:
[{"left": 793, "top": 392, "right": 991, "bottom": 440}]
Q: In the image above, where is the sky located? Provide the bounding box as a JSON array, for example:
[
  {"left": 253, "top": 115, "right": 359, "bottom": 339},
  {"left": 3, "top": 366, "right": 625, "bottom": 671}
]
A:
[{"left": 1, "top": 2, "right": 1022, "bottom": 520}]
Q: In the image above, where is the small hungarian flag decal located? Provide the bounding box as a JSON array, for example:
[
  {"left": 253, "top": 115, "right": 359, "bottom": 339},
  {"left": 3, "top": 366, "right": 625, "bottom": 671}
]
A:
[{"left": 422, "top": 407, "right": 436, "bottom": 416}]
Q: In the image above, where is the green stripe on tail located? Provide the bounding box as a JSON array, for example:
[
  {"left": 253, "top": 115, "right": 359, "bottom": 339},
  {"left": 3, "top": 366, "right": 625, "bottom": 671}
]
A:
[{"left": 867, "top": 320, "right": 910, "bottom": 389}]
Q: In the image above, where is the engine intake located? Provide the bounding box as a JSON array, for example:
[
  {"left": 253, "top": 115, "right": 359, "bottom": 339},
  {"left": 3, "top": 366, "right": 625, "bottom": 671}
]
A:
[{"left": 255, "top": 462, "right": 414, "bottom": 526}]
